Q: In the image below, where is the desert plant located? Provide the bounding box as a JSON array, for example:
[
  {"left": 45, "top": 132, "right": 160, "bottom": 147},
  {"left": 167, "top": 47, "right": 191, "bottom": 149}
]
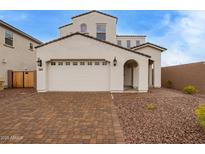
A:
[
  {"left": 195, "top": 104, "right": 205, "bottom": 129},
  {"left": 146, "top": 103, "right": 157, "bottom": 111},
  {"left": 166, "top": 80, "right": 173, "bottom": 88},
  {"left": 183, "top": 85, "right": 198, "bottom": 94}
]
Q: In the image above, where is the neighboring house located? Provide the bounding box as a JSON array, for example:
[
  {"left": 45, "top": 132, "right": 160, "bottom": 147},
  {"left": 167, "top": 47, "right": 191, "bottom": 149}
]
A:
[
  {"left": 0, "top": 20, "right": 42, "bottom": 88},
  {"left": 162, "top": 62, "right": 205, "bottom": 93},
  {"left": 36, "top": 10, "right": 166, "bottom": 92}
]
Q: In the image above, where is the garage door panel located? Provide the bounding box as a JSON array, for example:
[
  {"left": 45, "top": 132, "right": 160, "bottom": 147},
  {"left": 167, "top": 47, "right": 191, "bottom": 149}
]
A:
[{"left": 48, "top": 64, "right": 110, "bottom": 91}]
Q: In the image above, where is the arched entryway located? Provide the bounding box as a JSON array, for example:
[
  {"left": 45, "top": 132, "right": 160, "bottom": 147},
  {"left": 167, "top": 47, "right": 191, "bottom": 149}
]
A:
[{"left": 123, "top": 59, "right": 139, "bottom": 90}]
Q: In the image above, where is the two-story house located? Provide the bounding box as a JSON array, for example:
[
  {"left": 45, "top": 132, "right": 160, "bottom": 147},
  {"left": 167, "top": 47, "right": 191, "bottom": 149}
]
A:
[
  {"left": 36, "top": 10, "right": 166, "bottom": 92},
  {"left": 0, "top": 20, "right": 42, "bottom": 88}
]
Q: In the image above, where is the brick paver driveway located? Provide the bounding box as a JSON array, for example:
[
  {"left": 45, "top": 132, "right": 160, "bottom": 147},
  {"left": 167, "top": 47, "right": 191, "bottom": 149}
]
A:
[{"left": 0, "top": 89, "right": 124, "bottom": 144}]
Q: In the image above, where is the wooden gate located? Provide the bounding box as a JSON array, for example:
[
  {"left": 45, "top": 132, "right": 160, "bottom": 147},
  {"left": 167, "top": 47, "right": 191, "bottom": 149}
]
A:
[{"left": 12, "top": 71, "right": 35, "bottom": 88}]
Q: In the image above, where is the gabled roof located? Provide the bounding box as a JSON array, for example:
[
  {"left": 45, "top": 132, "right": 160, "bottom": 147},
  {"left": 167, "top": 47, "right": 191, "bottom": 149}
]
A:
[
  {"left": 72, "top": 10, "right": 118, "bottom": 21},
  {"left": 131, "top": 42, "right": 167, "bottom": 52},
  {"left": 35, "top": 32, "right": 150, "bottom": 58},
  {"left": 0, "top": 20, "right": 42, "bottom": 44}
]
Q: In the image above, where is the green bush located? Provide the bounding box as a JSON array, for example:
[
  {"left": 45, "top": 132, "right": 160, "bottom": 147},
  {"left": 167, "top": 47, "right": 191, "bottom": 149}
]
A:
[
  {"left": 166, "top": 80, "right": 173, "bottom": 88},
  {"left": 195, "top": 104, "right": 205, "bottom": 129},
  {"left": 146, "top": 103, "right": 157, "bottom": 111},
  {"left": 183, "top": 85, "right": 198, "bottom": 94}
]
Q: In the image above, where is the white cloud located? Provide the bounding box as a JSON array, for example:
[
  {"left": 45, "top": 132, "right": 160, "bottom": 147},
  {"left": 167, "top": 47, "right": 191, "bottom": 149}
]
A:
[{"left": 151, "top": 11, "right": 205, "bottom": 66}]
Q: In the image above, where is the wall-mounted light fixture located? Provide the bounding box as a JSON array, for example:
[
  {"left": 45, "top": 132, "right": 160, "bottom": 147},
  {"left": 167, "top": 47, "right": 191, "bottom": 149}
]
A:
[
  {"left": 37, "top": 58, "right": 42, "bottom": 67},
  {"left": 113, "top": 57, "right": 117, "bottom": 66}
]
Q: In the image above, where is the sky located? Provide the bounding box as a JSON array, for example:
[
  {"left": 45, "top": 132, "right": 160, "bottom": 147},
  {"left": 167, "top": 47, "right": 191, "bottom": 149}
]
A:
[{"left": 0, "top": 10, "right": 205, "bottom": 66}]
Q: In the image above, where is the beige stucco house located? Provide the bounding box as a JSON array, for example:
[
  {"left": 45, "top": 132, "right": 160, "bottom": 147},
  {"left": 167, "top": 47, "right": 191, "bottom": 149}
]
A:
[
  {"left": 0, "top": 20, "right": 42, "bottom": 87},
  {"left": 36, "top": 10, "right": 166, "bottom": 92}
]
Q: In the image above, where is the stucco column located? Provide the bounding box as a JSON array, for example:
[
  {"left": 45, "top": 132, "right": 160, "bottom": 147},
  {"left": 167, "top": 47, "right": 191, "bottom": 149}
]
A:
[
  {"left": 138, "top": 60, "right": 148, "bottom": 92},
  {"left": 133, "top": 66, "right": 139, "bottom": 89},
  {"left": 37, "top": 61, "right": 48, "bottom": 92},
  {"left": 148, "top": 64, "right": 153, "bottom": 87},
  {"left": 153, "top": 61, "right": 161, "bottom": 88},
  {"left": 110, "top": 61, "right": 124, "bottom": 91}
]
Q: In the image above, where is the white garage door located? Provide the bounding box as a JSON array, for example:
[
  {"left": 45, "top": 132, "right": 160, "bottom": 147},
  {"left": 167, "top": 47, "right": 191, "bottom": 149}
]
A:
[{"left": 48, "top": 61, "right": 110, "bottom": 91}]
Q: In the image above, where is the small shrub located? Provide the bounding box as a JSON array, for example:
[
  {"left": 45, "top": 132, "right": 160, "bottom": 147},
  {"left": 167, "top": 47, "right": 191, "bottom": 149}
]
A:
[
  {"left": 195, "top": 104, "right": 205, "bottom": 129},
  {"left": 146, "top": 103, "right": 157, "bottom": 111},
  {"left": 183, "top": 85, "right": 198, "bottom": 94},
  {"left": 166, "top": 80, "right": 173, "bottom": 88}
]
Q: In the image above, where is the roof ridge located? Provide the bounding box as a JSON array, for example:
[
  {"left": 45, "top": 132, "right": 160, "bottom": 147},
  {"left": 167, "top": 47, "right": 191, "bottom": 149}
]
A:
[
  {"left": 35, "top": 32, "right": 150, "bottom": 58},
  {"left": 71, "top": 10, "right": 118, "bottom": 20}
]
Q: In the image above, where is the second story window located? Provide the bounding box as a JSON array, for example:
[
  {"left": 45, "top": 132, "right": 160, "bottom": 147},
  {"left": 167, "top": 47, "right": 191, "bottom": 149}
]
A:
[
  {"left": 127, "top": 40, "right": 131, "bottom": 48},
  {"left": 136, "top": 40, "right": 140, "bottom": 46},
  {"left": 96, "top": 23, "right": 106, "bottom": 41},
  {"left": 117, "top": 40, "right": 122, "bottom": 46},
  {"left": 5, "top": 30, "right": 13, "bottom": 46},
  {"left": 80, "top": 23, "right": 87, "bottom": 33},
  {"left": 29, "top": 43, "right": 33, "bottom": 50}
]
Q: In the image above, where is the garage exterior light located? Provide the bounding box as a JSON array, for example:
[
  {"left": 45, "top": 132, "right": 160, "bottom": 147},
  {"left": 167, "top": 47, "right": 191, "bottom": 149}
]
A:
[
  {"left": 37, "top": 58, "right": 42, "bottom": 67},
  {"left": 113, "top": 57, "right": 117, "bottom": 66}
]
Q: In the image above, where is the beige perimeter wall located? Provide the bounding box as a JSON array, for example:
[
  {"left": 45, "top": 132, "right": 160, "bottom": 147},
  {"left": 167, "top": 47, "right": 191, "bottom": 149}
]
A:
[{"left": 161, "top": 62, "right": 205, "bottom": 93}]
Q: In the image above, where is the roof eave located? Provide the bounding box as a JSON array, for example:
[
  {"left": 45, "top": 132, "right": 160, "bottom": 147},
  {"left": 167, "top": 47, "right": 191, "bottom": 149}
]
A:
[
  {"left": 35, "top": 32, "right": 150, "bottom": 58},
  {"left": 58, "top": 23, "right": 73, "bottom": 29},
  {"left": 131, "top": 43, "right": 167, "bottom": 52}
]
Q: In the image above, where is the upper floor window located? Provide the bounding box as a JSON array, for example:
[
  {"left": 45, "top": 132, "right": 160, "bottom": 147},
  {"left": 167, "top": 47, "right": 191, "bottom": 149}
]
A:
[
  {"left": 127, "top": 40, "right": 131, "bottom": 48},
  {"left": 136, "top": 40, "right": 140, "bottom": 46},
  {"left": 5, "top": 30, "right": 13, "bottom": 46},
  {"left": 80, "top": 23, "right": 87, "bottom": 33},
  {"left": 29, "top": 43, "right": 33, "bottom": 50},
  {"left": 117, "top": 40, "right": 121, "bottom": 46},
  {"left": 96, "top": 23, "right": 106, "bottom": 41}
]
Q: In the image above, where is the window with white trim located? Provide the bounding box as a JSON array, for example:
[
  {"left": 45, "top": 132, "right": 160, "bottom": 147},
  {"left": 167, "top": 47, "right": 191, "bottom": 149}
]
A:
[
  {"left": 80, "top": 23, "right": 87, "bottom": 33},
  {"left": 136, "top": 40, "right": 140, "bottom": 46},
  {"left": 5, "top": 30, "right": 13, "bottom": 46},
  {"left": 96, "top": 23, "right": 106, "bottom": 41},
  {"left": 117, "top": 40, "right": 121, "bottom": 46},
  {"left": 127, "top": 40, "right": 131, "bottom": 48}
]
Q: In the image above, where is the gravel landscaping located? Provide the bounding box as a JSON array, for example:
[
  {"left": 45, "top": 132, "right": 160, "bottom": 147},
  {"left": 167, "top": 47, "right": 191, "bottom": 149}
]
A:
[{"left": 113, "top": 88, "right": 205, "bottom": 143}]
